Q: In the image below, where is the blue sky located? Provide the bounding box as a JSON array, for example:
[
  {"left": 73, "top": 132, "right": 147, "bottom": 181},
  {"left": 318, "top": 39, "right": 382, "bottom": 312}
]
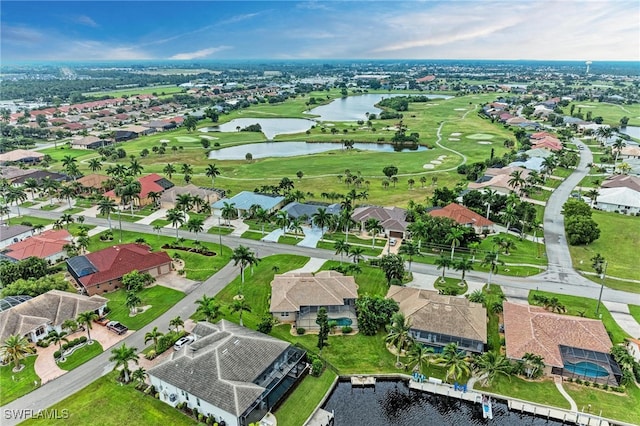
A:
[{"left": 2, "top": 1, "right": 639, "bottom": 62}]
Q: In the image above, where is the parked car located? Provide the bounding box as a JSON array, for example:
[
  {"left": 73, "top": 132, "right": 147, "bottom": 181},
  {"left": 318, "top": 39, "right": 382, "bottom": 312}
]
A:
[
  {"left": 389, "top": 238, "right": 397, "bottom": 246},
  {"left": 106, "top": 321, "right": 128, "bottom": 335},
  {"left": 173, "top": 335, "right": 195, "bottom": 351}
]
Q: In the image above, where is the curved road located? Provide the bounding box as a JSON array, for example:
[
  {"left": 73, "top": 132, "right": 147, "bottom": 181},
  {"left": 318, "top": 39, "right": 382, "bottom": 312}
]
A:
[{"left": 3, "top": 142, "right": 640, "bottom": 423}]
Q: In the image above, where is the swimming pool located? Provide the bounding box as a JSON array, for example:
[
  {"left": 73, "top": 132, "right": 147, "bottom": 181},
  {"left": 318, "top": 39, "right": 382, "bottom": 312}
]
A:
[
  {"left": 317, "top": 317, "right": 353, "bottom": 327},
  {"left": 564, "top": 361, "right": 610, "bottom": 378}
]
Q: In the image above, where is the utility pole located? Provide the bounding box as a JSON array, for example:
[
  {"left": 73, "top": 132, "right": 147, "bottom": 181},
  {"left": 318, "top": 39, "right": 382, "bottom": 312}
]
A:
[{"left": 595, "top": 260, "right": 607, "bottom": 316}]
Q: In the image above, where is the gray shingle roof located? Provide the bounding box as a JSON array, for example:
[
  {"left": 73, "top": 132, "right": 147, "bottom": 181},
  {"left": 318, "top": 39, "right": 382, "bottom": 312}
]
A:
[
  {"left": 270, "top": 271, "right": 358, "bottom": 313},
  {"left": 148, "top": 320, "right": 291, "bottom": 416}
]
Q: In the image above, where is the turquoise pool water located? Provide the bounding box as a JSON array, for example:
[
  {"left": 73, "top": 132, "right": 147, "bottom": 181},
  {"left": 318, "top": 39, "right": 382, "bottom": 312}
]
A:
[
  {"left": 317, "top": 317, "right": 353, "bottom": 327},
  {"left": 564, "top": 361, "right": 609, "bottom": 378}
]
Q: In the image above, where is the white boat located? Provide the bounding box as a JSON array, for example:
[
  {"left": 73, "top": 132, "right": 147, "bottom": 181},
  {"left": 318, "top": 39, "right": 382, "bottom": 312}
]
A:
[{"left": 482, "top": 396, "right": 493, "bottom": 420}]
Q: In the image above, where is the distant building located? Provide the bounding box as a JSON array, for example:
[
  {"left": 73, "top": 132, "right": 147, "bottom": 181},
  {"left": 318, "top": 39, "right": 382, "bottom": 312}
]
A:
[
  {"left": 70, "top": 136, "right": 110, "bottom": 150},
  {"left": 0, "top": 149, "right": 44, "bottom": 165},
  {"left": 428, "top": 203, "right": 495, "bottom": 234}
]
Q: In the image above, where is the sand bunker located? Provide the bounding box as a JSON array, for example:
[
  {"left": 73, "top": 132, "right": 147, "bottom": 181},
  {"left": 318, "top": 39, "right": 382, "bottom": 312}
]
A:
[
  {"left": 450, "top": 132, "right": 462, "bottom": 136},
  {"left": 467, "top": 133, "right": 495, "bottom": 140},
  {"left": 438, "top": 155, "right": 448, "bottom": 160},
  {"left": 159, "top": 139, "right": 170, "bottom": 143},
  {"left": 175, "top": 136, "right": 199, "bottom": 143},
  {"left": 454, "top": 108, "right": 467, "bottom": 111},
  {"left": 576, "top": 105, "right": 595, "bottom": 108},
  {"left": 423, "top": 164, "right": 435, "bottom": 169},
  {"left": 430, "top": 160, "right": 442, "bottom": 165},
  {"left": 477, "top": 141, "right": 492, "bottom": 145},
  {"left": 200, "top": 135, "right": 219, "bottom": 140},
  {"left": 448, "top": 138, "right": 460, "bottom": 141}
]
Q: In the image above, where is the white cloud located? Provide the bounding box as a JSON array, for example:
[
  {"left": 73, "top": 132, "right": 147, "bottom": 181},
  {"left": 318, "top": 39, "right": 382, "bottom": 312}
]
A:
[
  {"left": 74, "top": 15, "right": 99, "bottom": 28},
  {"left": 169, "top": 46, "right": 231, "bottom": 60}
]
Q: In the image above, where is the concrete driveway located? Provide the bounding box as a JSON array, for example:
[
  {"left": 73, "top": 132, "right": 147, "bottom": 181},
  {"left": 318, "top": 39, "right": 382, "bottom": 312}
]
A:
[
  {"left": 153, "top": 271, "right": 200, "bottom": 294},
  {"left": 296, "top": 225, "right": 323, "bottom": 248}
]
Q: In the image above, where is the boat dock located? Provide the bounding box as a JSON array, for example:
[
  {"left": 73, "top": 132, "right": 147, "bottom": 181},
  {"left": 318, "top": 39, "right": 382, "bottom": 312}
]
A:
[{"left": 351, "top": 376, "right": 376, "bottom": 388}]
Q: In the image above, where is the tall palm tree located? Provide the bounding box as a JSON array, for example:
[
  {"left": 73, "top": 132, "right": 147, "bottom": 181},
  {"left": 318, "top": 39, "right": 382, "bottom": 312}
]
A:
[
  {"left": 6, "top": 187, "right": 27, "bottom": 217},
  {"left": 311, "top": 207, "right": 331, "bottom": 234},
  {"left": 98, "top": 197, "right": 117, "bottom": 230},
  {"left": 186, "top": 217, "right": 204, "bottom": 241},
  {"left": 46, "top": 330, "right": 69, "bottom": 354},
  {"left": 59, "top": 185, "right": 76, "bottom": 209},
  {"left": 254, "top": 207, "right": 271, "bottom": 237},
  {"left": 436, "top": 342, "right": 471, "bottom": 383},
  {"left": 407, "top": 343, "right": 434, "bottom": 374},
  {"left": 522, "top": 352, "right": 545, "bottom": 379},
  {"left": 23, "top": 178, "right": 39, "bottom": 200},
  {"left": 205, "top": 164, "right": 221, "bottom": 187},
  {"left": 446, "top": 227, "right": 464, "bottom": 260},
  {"left": 365, "top": 218, "right": 383, "bottom": 249},
  {"left": 385, "top": 312, "right": 414, "bottom": 365},
  {"left": 175, "top": 193, "right": 193, "bottom": 213},
  {"left": 60, "top": 213, "right": 74, "bottom": 229},
  {"left": 132, "top": 367, "right": 147, "bottom": 385},
  {"left": 128, "top": 158, "right": 144, "bottom": 176},
  {"left": 230, "top": 298, "right": 251, "bottom": 327},
  {"left": 289, "top": 217, "right": 303, "bottom": 239},
  {"left": 88, "top": 158, "right": 102, "bottom": 172},
  {"left": 169, "top": 316, "right": 184, "bottom": 333},
  {"left": 0, "top": 334, "right": 35, "bottom": 371},
  {"left": 220, "top": 202, "right": 237, "bottom": 225},
  {"left": 481, "top": 251, "right": 504, "bottom": 285},
  {"left": 454, "top": 256, "right": 474, "bottom": 283},
  {"left": 274, "top": 210, "right": 291, "bottom": 233},
  {"left": 163, "top": 163, "right": 176, "bottom": 179},
  {"left": 166, "top": 208, "right": 185, "bottom": 238},
  {"left": 144, "top": 327, "right": 164, "bottom": 352},
  {"left": 109, "top": 343, "right": 139, "bottom": 383},
  {"left": 195, "top": 295, "right": 220, "bottom": 322},
  {"left": 334, "top": 240, "right": 351, "bottom": 264},
  {"left": 472, "top": 351, "right": 512, "bottom": 387},
  {"left": 507, "top": 170, "right": 526, "bottom": 194},
  {"left": 231, "top": 245, "right": 259, "bottom": 284},
  {"left": 348, "top": 246, "right": 365, "bottom": 264},
  {"left": 586, "top": 189, "right": 599, "bottom": 208},
  {"left": 126, "top": 292, "right": 142, "bottom": 315},
  {"left": 399, "top": 240, "right": 420, "bottom": 273},
  {"left": 435, "top": 254, "right": 452, "bottom": 283},
  {"left": 76, "top": 310, "right": 99, "bottom": 343}
]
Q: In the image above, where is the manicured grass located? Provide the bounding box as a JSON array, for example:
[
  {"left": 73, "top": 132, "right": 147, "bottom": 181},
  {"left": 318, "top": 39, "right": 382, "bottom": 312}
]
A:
[
  {"left": 97, "top": 212, "right": 145, "bottom": 223},
  {"left": 21, "top": 372, "right": 197, "bottom": 426},
  {"left": 274, "top": 369, "right": 338, "bottom": 426},
  {"left": 479, "top": 375, "right": 571, "bottom": 409},
  {"left": 7, "top": 215, "right": 53, "bottom": 227},
  {"left": 317, "top": 260, "right": 389, "bottom": 297},
  {"left": 316, "top": 240, "right": 382, "bottom": 258},
  {"left": 58, "top": 341, "right": 104, "bottom": 371},
  {"left": 278, "top": 234, "right": 302, "bottom": 245},
  {"left": 528, "top": 290, "right": 629, "bottom": 344},
  {"left": 629, "top": 304, "right": 640, "bottom": 325},
  {"left": 433, "top": 276, "right": 468, "bottom": 295},
  {"left": 527, "top": 188, "right": 553, "bottom": 202},
  {"left": 477, "top": 233, "right": 547, "bottom": 266},
  {"left": 103, "top": 286, "right": 185, "bottom": 330},
  {"left": 564, "top": 382, "right": 640, "bottom": 424},
  {"left": 552, "top": 167, "right": 574, "bottom": 178},
  {"left": 39, "top": 203, "right": 62, "bottom": 211},
  {"left": 240, "top": 229, "right": 264, "bottom": 240},
  {"left": 64, "top": 207, "right": 85, "bottom": 214},
  {"left": 484, "top": 284, "right": 504, "bottom": 352},
  {"left": 0, "top": 355, "right": 40, "bottom": 405},
  {"left": 324, "top": 231, "right": 387, "bottom": 248},
  {"left": 84, "top": 84, "right": 184, "bottom": 98},
  {"left": 565, "top": 100, "right": 640, "bottom": 127},
  {"left": 20, "top": 201, "right": 38, "bottom": 208},
  {"left": 150, "top": 218, "right": 171, "bottom": 227},
  {"left": 39, "top": 147, "right": 94, "bottom": 162},
  {"left": 569, "top": 210, "right": 640, "bottom": 286},
  {"left": 206, "top": 225, "right": 234, "bottom": 235}
]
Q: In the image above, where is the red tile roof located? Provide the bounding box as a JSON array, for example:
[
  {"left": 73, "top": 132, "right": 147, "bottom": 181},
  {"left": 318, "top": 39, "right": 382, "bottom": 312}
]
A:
[
  {"left": 104, "top": 173, "right": 167, "bottom": 200},
  {"left": 79, "top": 243, "right": 171, "bottom": 288},
  {"left": 503, "top": 302, "right": 612, "bottom": 367},
  {"left": 4, "top": 229, "right": 72, "bottom": 260},
  {"left": 429, "top": 203, "right": 494, "bottom": 228}
]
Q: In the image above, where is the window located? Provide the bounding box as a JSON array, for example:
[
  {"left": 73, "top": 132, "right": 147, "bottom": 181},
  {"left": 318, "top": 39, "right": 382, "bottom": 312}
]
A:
[
  {"left": 197, "top": 398, "right": 200, "bottom": 406},
  {"left": 281, "top": 312, "right": 289, "bottom": 317}
]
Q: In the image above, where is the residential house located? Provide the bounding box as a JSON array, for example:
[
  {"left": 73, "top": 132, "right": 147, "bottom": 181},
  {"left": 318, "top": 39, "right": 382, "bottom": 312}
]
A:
[
  {"left": 212, "top": 191, "right": 286, "bottom": 217},
  {"left": 104, "top": 173, "right": 174, "bottom": 207},
  {"left": 601, "top": 174, "right": 640, "bottom": 193},
  {"left": 0, "top": 166, "right": 35, "bottom": 183},
  {"left": 351, "top": 206, "right": 409, "bottom": 239},
  {"left": 70, "top": 136, "right": 109, "bottom": 150},
  {"left": 280, "top": 202, "right": 341, "bottom": 222},
  {"left": 386, "top": 286, "right": 487, "bottom": 354},
  {"left": 160, "top": 184, "right": 220, "bottom": 210},
  {"left": 11, "top": 171, "right": 71, "bottom": 186},
  {"left": 594, "top": 187, "right": 640, "bottom": 215},
  {"left": 270, "top": 271, "right": 358, "bottom": 330},
  {"left": 67, "top": 243, "right": 172, "bottom": 296},
  {"left": 467, "top": 166, "right": 531, "bottom": 195},
  {"left": 0, "top": 224, "right": 33, "bottom": 249},
  {"left": 503, "top": 302, "right": 621, "bottom": 385},
  {"left": 620, "top": 145, "right": 640, "bottom": 160},
  {"left": 1, "top": 229, "right": 73, "bottom": 263},
  {"left": 148, "top": 320, "right": 306, "bottom": 426},
  {"left": 429, "top": 203, "right": 495, "bottom": 234},
  {"left": 76, "top": 174, "right": 110, "bottom": 193},
  {"left": 0, "top": 149, "right": 44, "bottom": 165},
  {"left": 0, "top": 290, "right": 107, "bottom": 343},
  {"left": 626, "top": 338, "right": 640, "bottom": 363}
]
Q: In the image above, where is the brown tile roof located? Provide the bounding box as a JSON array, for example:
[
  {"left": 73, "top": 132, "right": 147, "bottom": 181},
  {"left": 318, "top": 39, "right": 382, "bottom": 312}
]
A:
[
  {"left": 429, "top": 203, "right": 494, "bottom": 228},
  {"left": 503, "top": 302, "right": 612, "bottom": 367},
  {"left": 386, "top": 286, "right": 487, "bottom": 344},
  {"left": 270, "top": 271, "right": 358, "bottom": 312},
  {"left": 0, "top": 290, "right": 107, "bottom": 341},
  {"left": 76, "top": 173, "right": 110, "bottom": 189},
  {"left": 351, "top": 206, "right": 408, "bottom": 232},
  {"left": 0, "top": 149, "right": 44, "bottom": 163}
]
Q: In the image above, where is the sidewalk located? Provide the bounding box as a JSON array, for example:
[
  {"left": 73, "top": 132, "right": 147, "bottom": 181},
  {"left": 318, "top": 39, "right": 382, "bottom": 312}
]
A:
[{"left": 603, "top": 301, "right": 640, "bottom": 338}]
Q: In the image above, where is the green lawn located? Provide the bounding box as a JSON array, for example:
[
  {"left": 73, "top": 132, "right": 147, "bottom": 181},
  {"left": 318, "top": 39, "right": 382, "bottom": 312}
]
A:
[
  {"left": 528, "top": 290, "right": 629, "bottom": 344},
  {"left": 433, "top": 276, "right": 468, "bottom": 295},
  {"left": 7, "top": 215, "right": 53, "bottom": 227},
  {"left": 629, "top": 304, "right": 640, "bottom": 325},
  {"left": 479, "top": 375, "right": 571, "bottom": 409},
  {"left": 569, "top": 210, "right": 640, "bottom": 287},
  {"left": 317, "top": 260, "right": 389, "bottom": 297},
  {"left": 316, "top": 240, "right": 383, "bottom": 257},
  {"left": 64, "top": 207, "right": 85, "bottom": 215},
  {"left": 21, "top": 372, "right": 197, "bottom": 426},
  {"left": 278, "top": 234, "right": 301, "bottom": 245},
  {"left": 564, "top": 382, "right": 640, "bottom": 424},
  {"left": 484, "top": 284, "right": 504, "bottom": 352},
  {"left": 58, "top": 341, "right": 104, "bottom": 371},
  {"left": 274, "top": 370, "right": 338, "bottom": 426},
  {"left": 240, "top": 229, "right": 264, "bottom": 240},
  {"left": 0, "top": 355, "right": 40, "bottom": 405},
  {"left": 104, "top": 286, "right": 185, "bottom": 330},
  {"left": 206, "top": 225, "right": 234, "bottom": 235},
  {"left": 477, "top": 233, "right": 547, "bottom": 266},
  {"left": 39, "top": 203, "right": 62, "bottom": 211}
]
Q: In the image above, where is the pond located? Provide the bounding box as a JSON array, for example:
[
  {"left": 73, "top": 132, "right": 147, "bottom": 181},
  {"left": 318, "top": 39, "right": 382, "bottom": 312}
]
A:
[
  {"left": 619, "top": 125, "right": 640, "bottom": 140},
  {"left": 306, "top": 93, "right": 452, "bottom": 122},
  {"left": 208, "top": 141, "right": 427, "bottom": 160},
  {"left": 199, "top": 117, "right": 316, "bottom": 140},
  {"left": 323, "top": 379, "right": 565, "bottom": 426}
]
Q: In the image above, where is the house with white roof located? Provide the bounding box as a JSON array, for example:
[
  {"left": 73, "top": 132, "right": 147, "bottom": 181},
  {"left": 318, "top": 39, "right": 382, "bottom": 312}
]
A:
[
  {"left": 595, "top": 187, "right": 640, "bottom": 215},
  {"left": 211, "top": 191, "right": 285, "bottom": 217}
]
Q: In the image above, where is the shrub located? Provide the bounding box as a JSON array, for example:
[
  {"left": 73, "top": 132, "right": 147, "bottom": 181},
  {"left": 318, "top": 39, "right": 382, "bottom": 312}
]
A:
[
  {"left": 575, "top": 378, "right": 582, "bottom": 385},
  {"left": 62, "top": 343, "right": 69, "bottom": 350},
  {"left": 145, "top": 349, "right": 157, "bottom": 360},
  {"left": 584, "top": 381, "right": 591, "bottom": 387},
  {"left": 603, "top": 384, "right": 609, "bottom": 391},
  {"left": 311, "top": 359, "right": 324, "bottom": 377},
  {"left": 79, "top": 336, "right": 87, "bottom": 343},
  {"left": 296, "top": 327, "right": 306, "bottom": 335},
  {"left": 198, "top": 414, "right": 205, "bottom": 422},
  {"left": 53, "top": 350, "right": 61, "bottom": 359},
  {"left": 36, "top": 340, "right": 49, "bottom": 348},
  {"left": 341, "top": 326, "right": 352, "bottom": 334}
]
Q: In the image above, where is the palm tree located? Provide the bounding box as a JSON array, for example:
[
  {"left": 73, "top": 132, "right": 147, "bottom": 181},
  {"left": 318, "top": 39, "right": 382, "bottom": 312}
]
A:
[
  {"left": 163, "top": 163, "right": 176, "bottom": 179},
  {"left": 0, "top": 205, "right": 9, "bottom": 222},
  {"left": 231, "top": 245, "right": 259, "bottom": 284},
  {"left": 586, "top": 189, "right": 599, "bottom": 208},
  {"left": 230, "top": 298, "right": 251, "bottom": 327},
  {"left": 399, "top": 240, "right": 419, "bottom": 273},
  {"left": 23, "top": 178, "right": 39, "bottom": 200},
  {"left": 128, "top": 158, "right": 144, "bottom": 176},
  {"left": 1, "top": 334, "right": 35, "bottom": 371},
  {"left": 446, "top": 227, "right": 464, "bottom": 260},
  {"left": 348, "top": 246, "right": 365, "bottom": 264},
  {"left": 435, "top": 255, "right": 452, "bottom": 283},
  {"left": 365, "top": 218, "right": 383, "bottom": 249},
  {"left": 147, "top": 191, "right": 162, "bottom": 208},
  {"left": 385, "top": 312, "right": 414, "bottom": 366},
  {"left": 132, "top": 367, "right": 147, "bottom": 385},
  {"left": 181, "top": 163, "right": 193, "bottom": 183},
  {"left": 522, "top": 352, "right": 545, "bottom": 379},
  {"left": 98, "top": 197, "right": 117, "bottom": 230},
  {"left": 166, "top": 208, "right": 185, "bottom": 238},
  {"left": 6, "top": 187, "right": 27, "bottom": 217},
  {"left": 62, "top": 318, "right": 79, "bottom": 333},
  {"left": 169, "top": 316, "right": 184, "bottom": 333},
  {"left": 60, "top": 213, "right": 74, "bottom": 229},
  {"left": 334, "top": 240, "right": 351, "bottom": 264},
  {"left": 436, "top": 342, "right": 471, "bottom": 383},
  {"left": 311, "top": 207, "right": 331, "bottom": 234},
  {"left": 407, "top": 343, "right": 434, "bottom": 374},
  {"left": 144, "top": 327, "right": 164, "bottom": 352},
  {"left": 289, "top": 217, "right": 303, "bottom": 239},
  {"left": 253, "top": 207, "right": 271, "bottom": 237},
  {"left": 175, "top": 193, "right": 193, "bottom": 213},
  {"left": 274, "top": 210, "right": 291, "bottom": 233},
  {"left": 59, "top": 185, "right": 75, "bottom": 209},
  {"left": 88, "top": 158, "right": 102, "bottom": 172},
  {"left": 507, "top": 170, "right": 526, "bottom": 194},
  {"left": 481, "top": 251, "right": 504, "bottom": 285},
  {"left": 109, "top": 343, "right": 139, "bottom": 383},
  {"left": 195, "top": 295, "right": 220, "bottom": 322},
  {"left": 126, "top": 291, "right": 142, "bottom": 315},
  {"left": 46, "top": 330, "right": 69, "bottom": 354},
  {"left": 454, "top": 256, "right": 474, "bottom": 283},
  {"left": 76, "top": 310, "right": 99, "bottom": 343},
  {"left": 220, "top": 201, "right": 237, "bottom": 225},
  {"left": 61, "top": 154, "right": 77, "bottom": 169},
  {"left": 501, "top": 204, "right": 519, "bottom": 233},
  {"left": 205, "top": 164, "right": 221, "bottom": 187},
  {"left": 472, "top": 351, "right": 512, "bottom": 387}
]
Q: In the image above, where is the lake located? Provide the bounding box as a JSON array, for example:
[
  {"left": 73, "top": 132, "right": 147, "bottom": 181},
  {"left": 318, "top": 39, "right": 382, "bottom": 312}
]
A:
[
  {"left": 619, "top": 125, "right": 640, "bottom": 140},
  {"left": 306, "top": 93, "right": 452, "bottom": 122},
  {"left": 199, "top": 117, "right": 316, "bottom": 140},
  {"left": 323, "top": 380, "right": 564, "bottom": 426},
  {"left": 208, "top": 141, "right": 427, "bottom": 160}
]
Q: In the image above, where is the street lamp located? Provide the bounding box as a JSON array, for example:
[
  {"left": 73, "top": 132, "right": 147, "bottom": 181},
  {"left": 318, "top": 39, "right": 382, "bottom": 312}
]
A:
[
  {"left": 218, "top": 216, "right": 223, "bottom": 253},
  {"left": 485, "top": 202, "right": 491, "bottom": 219},
  {"left": 595, "top": 260, "right": 607, "bottom": 316}
]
